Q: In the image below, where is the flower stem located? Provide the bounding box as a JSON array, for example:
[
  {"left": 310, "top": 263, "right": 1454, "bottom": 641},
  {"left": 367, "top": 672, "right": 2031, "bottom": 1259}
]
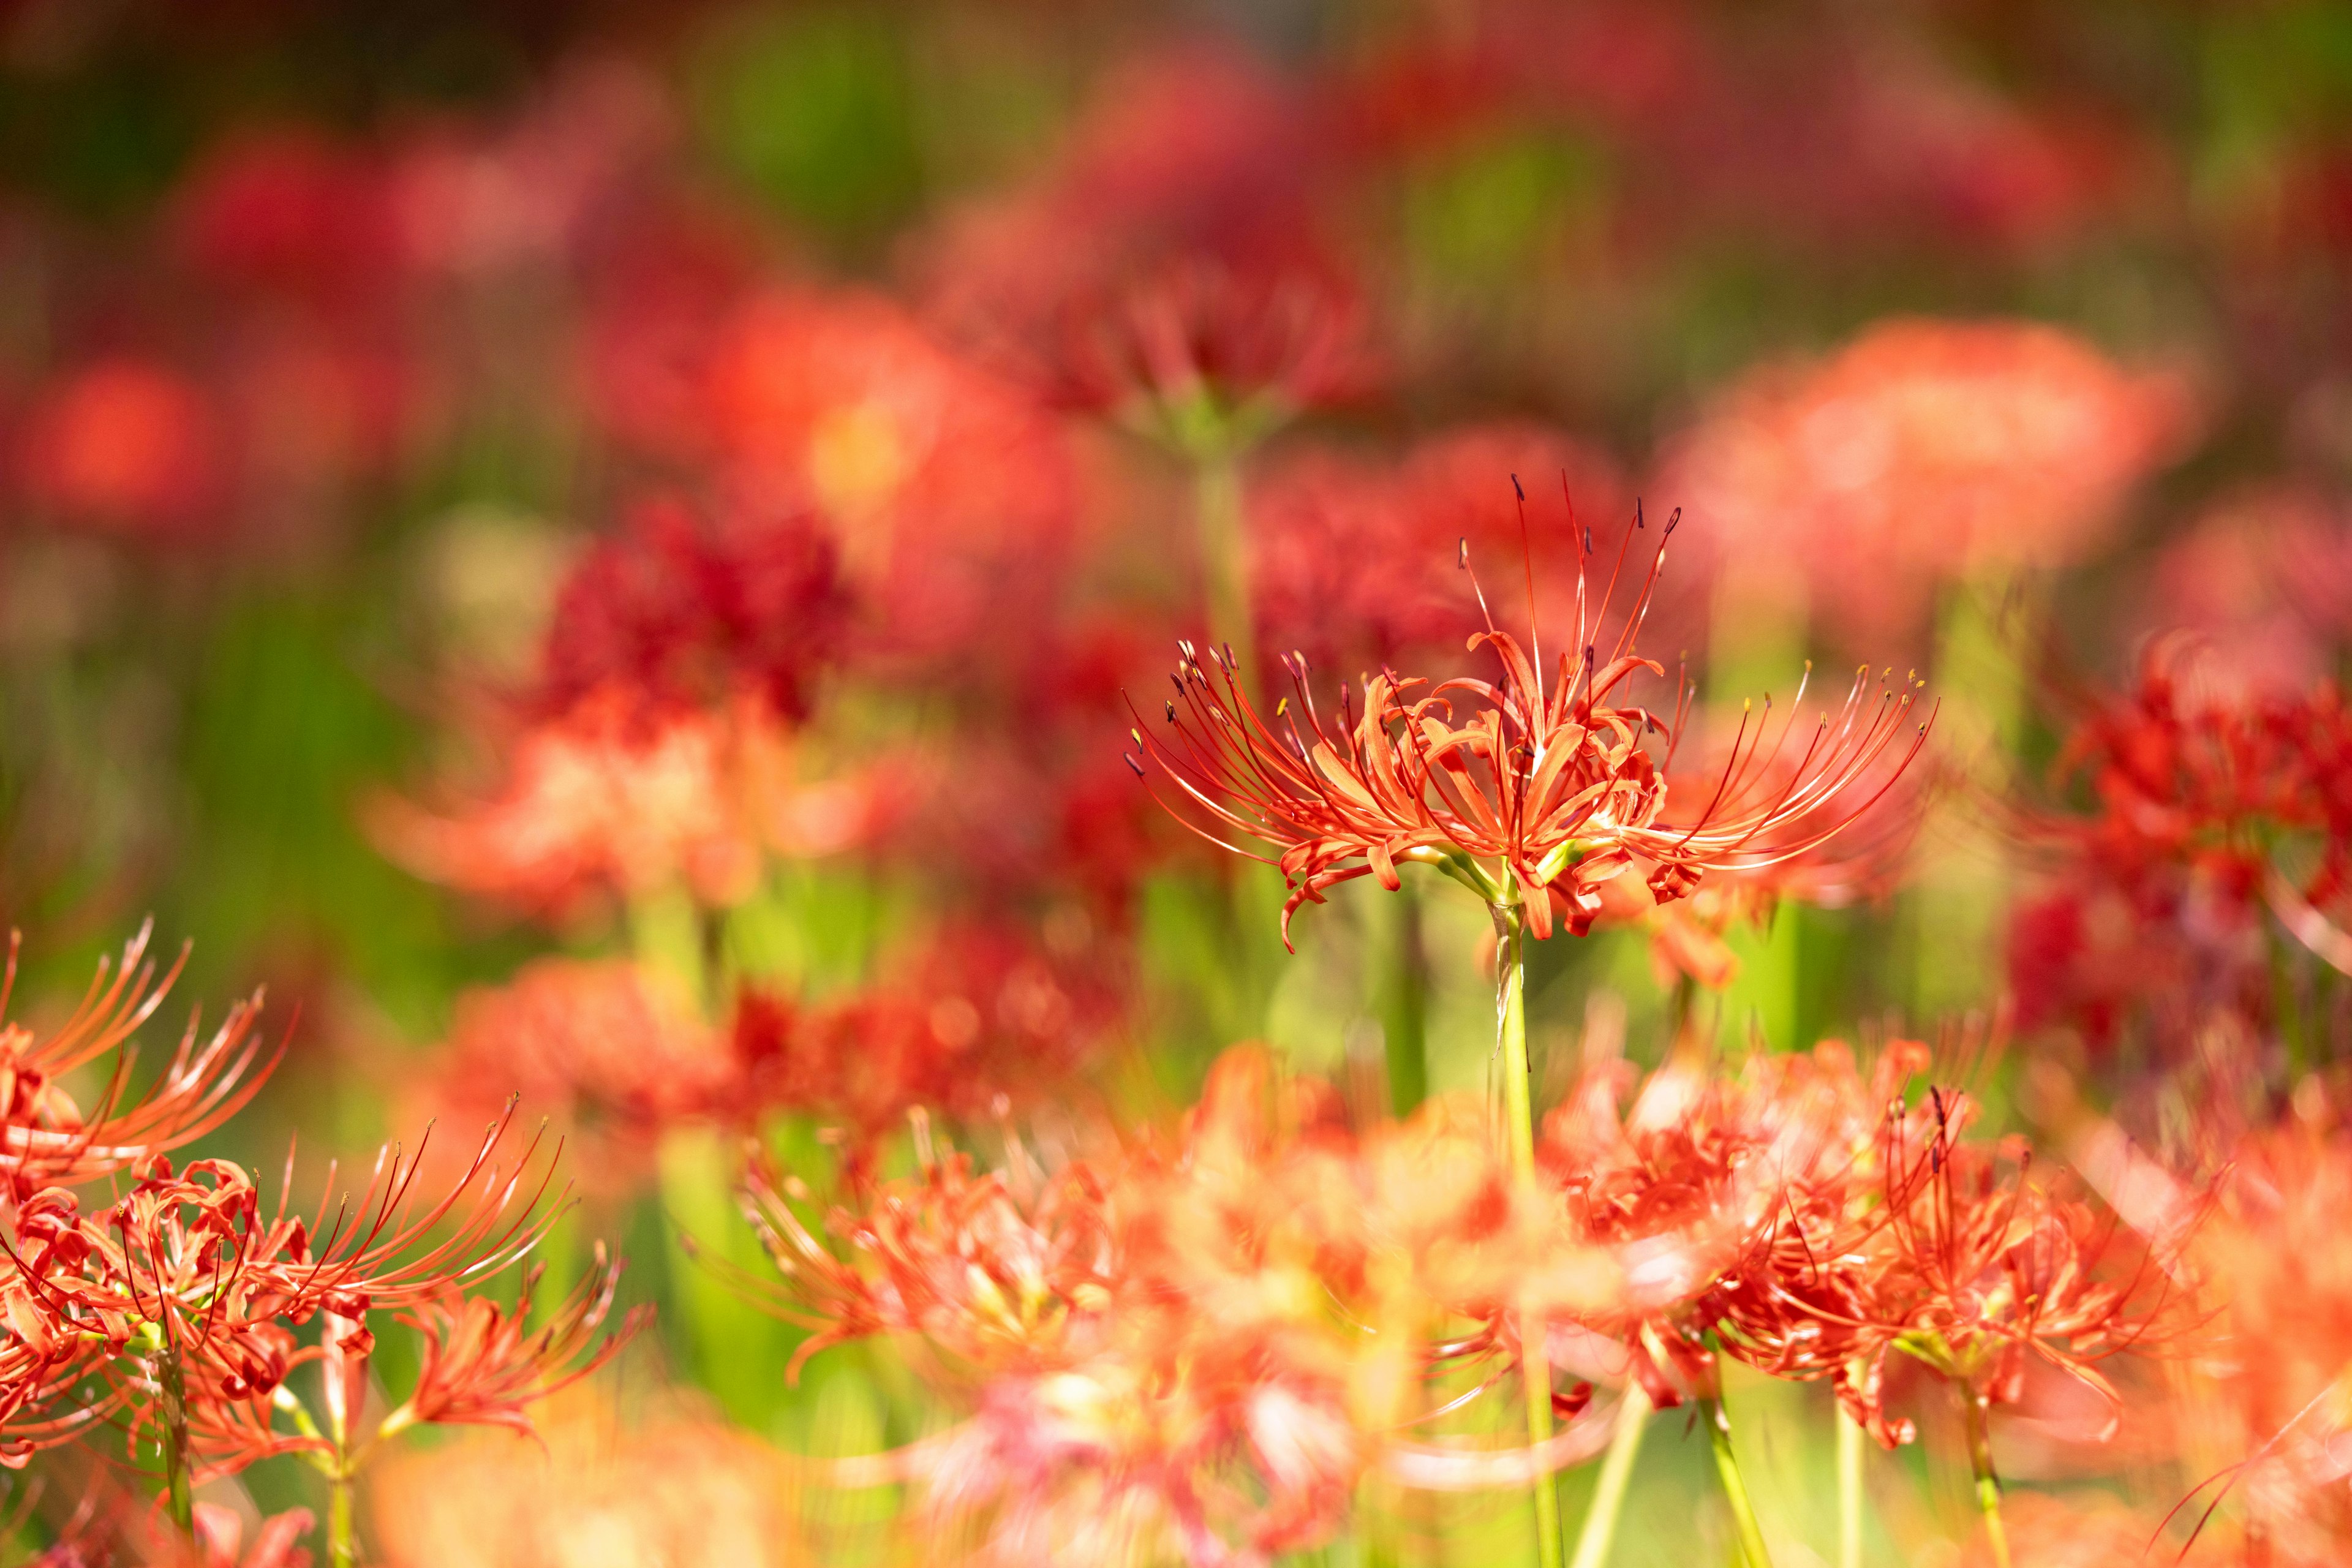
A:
[
  {"left": 1703, "top": 1393, "right": 1774, "bottom": 1568},
  {"left": 1837, "top": 1405, "right": 1864, "bottom": 1568},
  {"left": 1193, "top": 439, "right": 1256, "bottom": 688},
  {"left": 1376, "top": 879, "right": 1430, "bottom": 1114},
  {"left": 1962, "top": 1390, "right": 2010, "bottom": 1568},
  {"left": 157, "top": 1346, "right": 194, "bottom": 1534},
  {"left": 1492, "top": 906, "right": 1564, "bottom": 1568},
  {"left": 1567, "top": 1381, "right": 1652, "bottom": 1568},
  {"left": 328, "top": 1475, "right": 357, "bottom": 1568}
]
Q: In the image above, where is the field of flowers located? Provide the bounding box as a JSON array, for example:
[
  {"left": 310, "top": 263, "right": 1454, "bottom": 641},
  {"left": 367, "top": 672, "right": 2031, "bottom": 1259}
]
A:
[{"left": 0, "top": 1, "right": 2348, "bottom": 1564}]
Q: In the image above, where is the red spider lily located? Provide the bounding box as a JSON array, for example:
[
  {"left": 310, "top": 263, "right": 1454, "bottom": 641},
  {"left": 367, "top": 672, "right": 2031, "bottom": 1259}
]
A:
[
  {"left": 1531, "top": 1042, "right": 1918, "bottom": 1406},
  {"left": 0, "top": 1104, "right": 569, "bottom": 1477},
  {"left": 1663, "top": 318, "right": 2190, "bottom": 646},
  {"left": 921, "top": 45, "right": 1370, "bottom": 442},
  {"left": 730, "top": 922, "right": 1125, "bottom": 1144},
  {"left": 1041, "top": 258, "right": 1371, "bottom": 448},
  {"left": 1740, "top": 1085, "right": 2193, "bottom": 1450},
  {"left": 703, "top": 287, "right": 1076, "bottom": 670},
  {"left": 2169, "top": 1104, "right": 2352, "bottom": 1553},
  {"left": 1129, "top": 516, "right": 1932, "bottom": 942},
  {"left": 535, "top": 496, "right": 849, "bottom": 725},
  {"left": 369, "top": 685, "right": 890, "bottom": 918},
  {"left": 1249, "top": 424, "right": 1635, "bottom": 675},
  {"left": 715, "top": 1049, "right": 1578, "bottom": 1567},
  {"left": 0, "top": 925, "right": 279, "bottom": 1198},
  {"left": 17, "top": 358, "right": 227, "bottom": 539},
  {"left": 32, "top": 1496, "right": 317, "bottom": 1568},
  {"left": 2011, "top": 649, "right": 2352, "bottom": 1044},
  {"left": 421, "top": 957, "right": 732, "bottom": 1196},
  {"left": 368, "top": 1400, "right": 797, "bottom": 1568},
  {"left": 379, "top": 1250, "right": 650, "bottom": 1438}
]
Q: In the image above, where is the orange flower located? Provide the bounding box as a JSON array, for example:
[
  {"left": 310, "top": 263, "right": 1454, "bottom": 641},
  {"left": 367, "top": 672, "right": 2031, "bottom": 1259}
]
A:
[
  {"left": 1665, "top": 317, "right": 2192, "bottom": 643},
  {"left": 382, "top": 1251, "right": 649, "bottom": 1438},
  {"left": 723, "top": 1049, "right": 1578, "bottom": 1566},
  {"left": 0, "top": 925, "right": 276, "bottom": 1199},
  {"left": 1131, "top": 520, "right": 1931, "bottom": 941},
  {"left": 370, "top": 686, "right": 888, "bottom": 917},
  {"left": 369, "top": 1401, "right": 797, "bottom": 1568},
  {"left": 425, "top": 957, "right": 731, "bottom": 1194}
]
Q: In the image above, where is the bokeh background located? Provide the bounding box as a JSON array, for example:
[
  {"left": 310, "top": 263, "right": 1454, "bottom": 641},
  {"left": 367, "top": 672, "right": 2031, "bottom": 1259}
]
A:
[{"left": 2, "top": 0, "right": 2349, "bottom": 1561}]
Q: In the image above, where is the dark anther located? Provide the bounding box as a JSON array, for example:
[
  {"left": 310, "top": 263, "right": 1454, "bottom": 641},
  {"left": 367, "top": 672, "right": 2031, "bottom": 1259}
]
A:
[{"left": 1123, "top": 755, "right": 1144, "bottom": 778}]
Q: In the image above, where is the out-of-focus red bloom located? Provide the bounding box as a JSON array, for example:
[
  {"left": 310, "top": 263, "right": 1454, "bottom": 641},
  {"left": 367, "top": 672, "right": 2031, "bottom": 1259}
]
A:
[
  {"left": 423, "top": 957, "right": 731, "bottom": 1195},
  {"left": 36, "top": 1499, "right": 318, "bottom": 1568},
  {"left": 2168, "top": 1099, "right": 2352, "bottom": 1559},
  {"left": 725, "top": 1048, "right": 1577, "bottom": 1568},
  {"left": 2144, "top": 484, "right": 2352, "bottom": 707},
  {"left": 386, "top": 59, "right": 673, "bottom": 280},
  {"left": 2011, "top": 648, "right": 2352, "bottom": 1045},
  {"left": 1665, "top": 318, "right": 2191, "bottom": 645},
  {"left": 1534, "top": 1042, "right": 1916, "bottom": 1406},
  {"left": 18, "top": 359, "right": 226, "bottom": 537},
  {"left": 924, "top": 45, "right": 1371, "bottom": 440},
  {"left": 1735, "top": 1082, "right": 2190, "bottom": 1451},
  {"left": 731, "top": 922, "right": 1125, "bottom": 1144},
  {"left": 536, "top": 496, "right": 849, "bottom": 724},
  {"left": 1133, "top": 520, "right": 1931, "bottom": 941},
  {"left": 173, "top": 129, "right": 399, "bottom": 307},
  {"left": 370, "top": 1399, "right": 797, "bottom": 1568},
  {"left": 371, "top": 687, "right": 895, "bottom": 918},
  {"left": 704, "top": 287, "right": 1076, "bottom": 668},
  {"left": 1250, "top": 423, "right": 1634, "bottom": 673}
]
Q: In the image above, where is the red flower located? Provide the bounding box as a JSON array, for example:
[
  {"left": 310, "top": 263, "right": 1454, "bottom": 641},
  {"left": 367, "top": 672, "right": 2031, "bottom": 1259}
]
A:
[
  {"left": 1132, "top": 519, "right": 1931, "bottom": 942},
  {"left": 536, "top": 496, "right": 849, "bottom": 725},
  {"left": 1664, "top": 318, "right": 2191, "bottom": 646},
  {"left": 19, "top": 360, "right": 226, "bottom": 537}
]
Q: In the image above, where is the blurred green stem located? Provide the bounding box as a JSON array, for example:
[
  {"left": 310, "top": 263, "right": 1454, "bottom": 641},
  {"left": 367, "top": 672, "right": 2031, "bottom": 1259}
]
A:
[
  {"left": 1378, "top": 880, "right": 1430, "bottom": 1114},
  {"left": 1837, "top": 1404, "right": 1864, "bottom": 1568},
  {"left": 158, "top": 1346, "right": 193, "bottom": 1534},
  {"left": 328, "top": 1476, "right": 356, "bottom": 1568},
  {"left": 1567, "top": 1381, "right": 1651, "bottom": 1568},
  {"left": 1493, "top": 905, "right": 1564, "bottom": 1568},
  {"left": 1193, "top": 439, "right": 1256, "bottom": 689},
  {"left": 1703, "top": 1393, "right": 1774, "bottom": 1568},
  {"left": 630, "top": 881, "right": 710, "bottom": 1015},
  {"left": 1962, "top": 1390, "right": 2010, "bottom": 1568}
]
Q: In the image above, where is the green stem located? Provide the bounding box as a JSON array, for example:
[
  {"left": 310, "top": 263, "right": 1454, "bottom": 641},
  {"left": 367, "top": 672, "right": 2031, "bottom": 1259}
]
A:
[
  {"left": 1377, "top": 880, "right": 1430, "bottom": 1115},
  {"left": 157, "top": 1346, "right": 193, "bottom": 1534},
  {"left": 1837, "top": 1405, "right": 1864, "bottom": 1568},
  {"left": 329, "top": 1475, "right": 357, "bottom": 1568},
  {"left": 1703, "top": 1394, "right": 1774, "bottom": 1568},
  {"left": 1493, "top": 907, "right": 1564, "bottom": 1568},
  {"left": 1193, "top": 441, "right": 1256, "bottom": 688},
  {"left": 1962, "top": 1390, "right": 2010, "bottom": 1568},
  {"left": 1567, "top": 1381, "right": 1652, "bottom": 1568}
]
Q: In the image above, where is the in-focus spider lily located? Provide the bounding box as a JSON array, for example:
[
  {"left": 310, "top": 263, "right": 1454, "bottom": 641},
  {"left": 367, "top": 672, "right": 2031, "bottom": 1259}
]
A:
[{"left": 1128, "top": 501, "right": 1933, "bottom": 944}]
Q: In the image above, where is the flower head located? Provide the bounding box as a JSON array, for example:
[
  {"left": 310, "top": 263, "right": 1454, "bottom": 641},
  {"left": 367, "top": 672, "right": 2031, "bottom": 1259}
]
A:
[
  {"left": 1131, "top": 514, "right": 1931, "bottom": 941},
  {"left": 1665, "top": 318, "right": 2191, "bottom": 645},
  {"left": 535, "top": 496, "right": 848, "bottom": 725}
]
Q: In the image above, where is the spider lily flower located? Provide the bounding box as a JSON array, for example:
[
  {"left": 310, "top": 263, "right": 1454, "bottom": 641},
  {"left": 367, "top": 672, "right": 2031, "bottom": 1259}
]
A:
[
  {"left": 377, "top": 1249, "right": 649, "bottom": 1439},
  {"left": 0, "top": 925, "right": 278, "bottom": 1197},
  {"left": 1531, "top": 1042, "right": 1917, "bottom": 1408},
  {"left": 1129, "top": 516, "right": 1932, "bottom": 943},
  {"left": 0, "top": 1103, "right": 573, "bottom": 1478},
  {"left": 2010, "top": 648, "right": 2352, "bottom": 1044},
  {"left": 1770, "top": 1087, "right": 2194, "bottom": 1450},
  {"left": 715, "top": 1049, "right": 1583, "bottom": 1568}
]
